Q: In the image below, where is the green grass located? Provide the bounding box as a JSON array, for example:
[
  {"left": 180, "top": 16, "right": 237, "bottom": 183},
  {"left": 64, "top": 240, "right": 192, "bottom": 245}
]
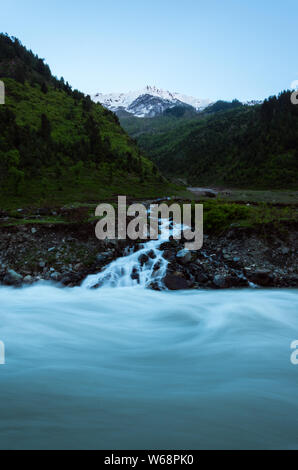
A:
[{"left": 0, "top": 169, "right": 184, "bottom": 210}]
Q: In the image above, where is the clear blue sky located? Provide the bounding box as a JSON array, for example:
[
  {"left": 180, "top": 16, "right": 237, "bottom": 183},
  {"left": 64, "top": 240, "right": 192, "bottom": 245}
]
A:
[{"left": 2, "top": 0, "right": 296, "bottom": 101}]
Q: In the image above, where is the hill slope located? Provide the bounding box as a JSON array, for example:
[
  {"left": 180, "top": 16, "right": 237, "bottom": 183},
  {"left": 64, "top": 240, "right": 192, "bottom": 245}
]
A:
[
  {"left": 122, "top": 94, "right": 298, "bottom": 189},
  {"left": 0, "top": 34, "right": 174, "bottom": 208}
]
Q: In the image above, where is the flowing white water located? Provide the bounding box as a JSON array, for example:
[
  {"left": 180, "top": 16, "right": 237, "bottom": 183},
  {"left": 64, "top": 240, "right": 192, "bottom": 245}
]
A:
[
  {"left": 0, "top": 284, "right": 298, "bottom": 450},
  {"left": 83, "top": 217, "right": 178, "bottom": 289},
  {"left": 83, "top": 237, "right": 168, "bottom": 289}
]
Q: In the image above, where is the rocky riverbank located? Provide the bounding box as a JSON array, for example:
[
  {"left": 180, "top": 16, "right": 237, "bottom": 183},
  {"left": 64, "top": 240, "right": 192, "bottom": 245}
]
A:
[{"left": 0, "top": 216, "right": 297, "bottom": 289}]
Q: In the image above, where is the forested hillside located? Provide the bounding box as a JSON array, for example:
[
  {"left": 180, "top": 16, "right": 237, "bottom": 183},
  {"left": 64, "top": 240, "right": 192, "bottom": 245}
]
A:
[
  {"left": 121, "top": 94, "right": 298, "bottom": 189},
  {"left": 0, "top": 34, "right": 168, "bottom": 207}
]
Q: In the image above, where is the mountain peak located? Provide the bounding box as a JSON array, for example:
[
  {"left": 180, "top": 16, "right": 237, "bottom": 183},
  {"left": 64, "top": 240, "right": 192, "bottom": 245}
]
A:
[{"left": 92, "top": 86, "right": 212, "bottom": 118}]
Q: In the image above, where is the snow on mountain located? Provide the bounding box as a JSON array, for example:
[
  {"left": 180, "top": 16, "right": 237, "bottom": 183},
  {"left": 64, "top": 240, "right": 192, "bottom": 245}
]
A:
[{"left": 92, "top": 86, "right": 212, "bottom": 118}]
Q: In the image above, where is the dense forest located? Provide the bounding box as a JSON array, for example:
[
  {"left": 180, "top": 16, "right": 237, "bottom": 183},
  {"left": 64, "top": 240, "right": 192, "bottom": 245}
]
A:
[
  {"left": 121, "top": 94, "right": 298, "bottom": 189},
  {"left": 0, "top": 34, "right": 165, "bottom": 206}
]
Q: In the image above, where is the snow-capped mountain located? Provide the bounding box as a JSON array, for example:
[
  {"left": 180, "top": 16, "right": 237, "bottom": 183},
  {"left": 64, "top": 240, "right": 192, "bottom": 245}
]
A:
[{"left": 92, "top": 86, "right": 212, "bottom": 118}]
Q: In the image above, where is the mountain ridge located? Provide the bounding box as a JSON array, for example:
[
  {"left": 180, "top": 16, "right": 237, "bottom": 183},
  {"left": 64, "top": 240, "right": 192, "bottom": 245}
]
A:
[
  {"left": 92, "top": 85, "right": 213, "bottom": 117},
  {"left": 126, "top": 91, "right": 298, "bottom": 189}
]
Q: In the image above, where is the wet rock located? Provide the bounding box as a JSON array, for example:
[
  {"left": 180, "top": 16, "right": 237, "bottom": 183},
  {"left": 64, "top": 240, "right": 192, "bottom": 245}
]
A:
[
  {"left": 247, "top": 269, "right": 274, "bottom": 287},
  {"left": 163, "top": 250, "right": 175, "bottom": 261},
  {"left": 23, "top": 275, "right": 33, "bottom": 284},
  {"left": 148, "top": 281, "right": 161, "bottom": 291},
  {"left": 163, "top": 273, "right": 189, "bottom": 290},
  {"left": 176, "top": 249, "right": 192, "bottom": 264},
  {"left": 213, "top": 274, "right": 228, "bottom": 288},
  {"left": 139, "top": 254, "right": 149, "bottom": 266},
  {"left": 228, "top": 274, "right": 249, "bottom": 287},
  {"left": 288, "top": 275, "right": 298, "bottom": 287},
  {"left": 131, "top": 268, "right": 140, "bottom": 283},
  {"left": 195, "top": 270, "right": 209, "bottom": 284},
  {"left": 50, "top": 271, "right": 62, "bottom": 282},
  {"left": 3, "top": 269, "right": 23, "bottom": 286},
  {"left": 60, "top": 273, "right": 82, "bottom": 287},
  {"left": 153, "top": 261, "right": 161, "bottom": 272},
  {"left": 147, "top": 250, "right": 156, "bottom": 259},
  {"left": 60, "top": 274, "right": 72, "bottom": 286}
]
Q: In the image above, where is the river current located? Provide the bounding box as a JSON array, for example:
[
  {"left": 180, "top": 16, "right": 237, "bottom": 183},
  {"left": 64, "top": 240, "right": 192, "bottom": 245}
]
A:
[{"left": 0, "top": 283, "right": 298, "bottom": 449}]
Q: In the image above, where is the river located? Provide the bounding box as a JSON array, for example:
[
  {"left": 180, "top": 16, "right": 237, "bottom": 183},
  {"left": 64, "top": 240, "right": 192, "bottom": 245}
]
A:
[
  {"left": 0, "top": 284, "right": 298, "bottom": 449},
  {"left": 0, "top": 222, "right": 298, "bottom": 449}
]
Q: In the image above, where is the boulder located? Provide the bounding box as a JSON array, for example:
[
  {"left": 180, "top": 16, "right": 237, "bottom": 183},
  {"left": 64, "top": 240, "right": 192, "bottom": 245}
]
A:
[
  {"left": 248, "top": 269, "right": 274, "bottom": 287},
  {"left": 50, "top": 271, "right": 62, "bottom": 282},
  {"left": 147, "top": 250, "right": 156, "bottom": 259},
  {"left": 163, "top": 273, "right": 189, "bottom": 290},
  {"left": 195, "top": 270, "right": 209, "bottom": 284},
  {"left": 176, "top": 249, "right": 193, "bottom": 264},
  {"left": 213, "top": 274, "right": 228, "bottom": 288},
  {"left": 163, "top": 250, "right": 175, "bottom": 261},
  {"left": 3, "top": 269, "right": 23, "bottom": 286},
  {"left": 139, "top": 254, "right": 149, "bottom": 266}
]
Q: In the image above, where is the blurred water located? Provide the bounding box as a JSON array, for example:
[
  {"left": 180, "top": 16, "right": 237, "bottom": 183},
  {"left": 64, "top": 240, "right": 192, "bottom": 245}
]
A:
[
  {"left": 0, "top": 285, "right": 298, "bottom": 449},
  {"left": 83, "top": 217, "right": 179, "bottom": 289}
]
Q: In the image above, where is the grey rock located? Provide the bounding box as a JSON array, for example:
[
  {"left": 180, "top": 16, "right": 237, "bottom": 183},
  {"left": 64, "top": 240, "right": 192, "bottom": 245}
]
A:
[
  {"left": 147, "top": 250, "right": 157, "bottom": 259},
  {"left": 3, "top": 269, "right": 23, "bottom": 286},
  {"left": 50, "top": 271, "right": 62, "bottom": 281},
  {"left": 213, "top": 274, "right": 228, "bottom": 288},
  {"left": 248, "top": 269, "right": 274, "bottom": 287},
  {"left": 163, "top": 273, "right": 189, "bottom": 290},
  {"left": 195, "top": 270, "right": 209, "bottom": 284},
  {"left": 176, "top": 249, "right": 193, "bottom": 264},
  {"left": 139, "top": 254, "right": 149, "bottom": 266},
  {"left": 163, "top": 250, "right": 175, "bottom": 261}
]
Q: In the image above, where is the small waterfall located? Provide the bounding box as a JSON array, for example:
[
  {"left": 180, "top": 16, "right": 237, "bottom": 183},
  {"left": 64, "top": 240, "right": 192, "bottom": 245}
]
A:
[{"left": 83, "top": 218, "right": 179, "bottom": 289}]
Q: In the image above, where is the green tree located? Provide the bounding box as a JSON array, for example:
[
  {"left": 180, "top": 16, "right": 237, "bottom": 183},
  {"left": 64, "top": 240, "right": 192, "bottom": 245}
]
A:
[{"left": 9, "top": 166, "right": 24, "bottom": 195}]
